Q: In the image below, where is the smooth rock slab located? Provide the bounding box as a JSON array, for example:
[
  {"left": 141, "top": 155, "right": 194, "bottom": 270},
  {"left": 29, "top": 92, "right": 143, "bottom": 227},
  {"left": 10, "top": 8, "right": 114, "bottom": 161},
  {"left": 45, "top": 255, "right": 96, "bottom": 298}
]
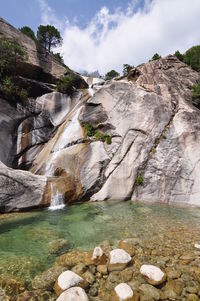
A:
[
  {"left": 56, "top": 287, "right": 89, "bottom": 301},
  {"left": 54, "top": 271, "right": 83, "bottom": 295},
  {"left": 109, "top": 249, "right": 132, "bottom": 271},
  {"left": 140, "top": 265, "right": 166, "bottom": 286},
  {"left": 114, "top": 283, "right": 134, "bottom": 301}
]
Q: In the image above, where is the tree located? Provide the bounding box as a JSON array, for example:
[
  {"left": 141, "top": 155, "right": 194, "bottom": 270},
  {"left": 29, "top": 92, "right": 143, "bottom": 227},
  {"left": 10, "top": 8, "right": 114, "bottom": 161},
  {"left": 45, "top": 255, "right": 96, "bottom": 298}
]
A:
[
  {"left": 123, "top": 64, "right": 133, "bottom": 76},
  {"left": 105, "top": 70, "right": 119, "bottom": 80},
  {"left": 174, "top": 50, "right": 183, "bottom": 61},
  {"left": 183, "top": 45, "right": 200, "bottom": 72},
  {"left": 37, "top": 25, "right": 62, "bottom": 52},
  {"left": 19, "top": 26, "right": 36, "bottom": 40},
  {"left": 151, "top": 53, "right": 161, "bottom": 61}
]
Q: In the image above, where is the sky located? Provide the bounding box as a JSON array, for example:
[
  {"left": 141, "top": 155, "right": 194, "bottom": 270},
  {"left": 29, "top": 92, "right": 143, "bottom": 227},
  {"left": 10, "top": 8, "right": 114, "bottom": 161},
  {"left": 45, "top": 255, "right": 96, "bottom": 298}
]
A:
[{"left": 1, "top": 0, "right": 200, "bottom": 74}]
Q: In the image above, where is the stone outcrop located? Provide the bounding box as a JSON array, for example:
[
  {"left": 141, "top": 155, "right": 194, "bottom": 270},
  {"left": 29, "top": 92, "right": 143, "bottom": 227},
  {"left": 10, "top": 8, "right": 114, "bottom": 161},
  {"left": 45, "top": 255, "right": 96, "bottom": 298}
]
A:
[
  {"left": 25, "top": 55, "right": 200, "bottom": 207},
  {"left": 0, "top": 17, "right": 65, "bottom": 83},
  {"left": 1, "top": 53, "right": 200, "bottom": 211},
  {"left": 0, "top": 161, "right": 48, "bottom": 212}
]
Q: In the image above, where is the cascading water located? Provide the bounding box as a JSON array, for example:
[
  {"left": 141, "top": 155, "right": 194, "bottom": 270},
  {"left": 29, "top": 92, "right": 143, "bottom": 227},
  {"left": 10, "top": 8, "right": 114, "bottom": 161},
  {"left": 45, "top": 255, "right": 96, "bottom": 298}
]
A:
[{"left": 48, "top": 183, "right": 65, "bottom": 210}]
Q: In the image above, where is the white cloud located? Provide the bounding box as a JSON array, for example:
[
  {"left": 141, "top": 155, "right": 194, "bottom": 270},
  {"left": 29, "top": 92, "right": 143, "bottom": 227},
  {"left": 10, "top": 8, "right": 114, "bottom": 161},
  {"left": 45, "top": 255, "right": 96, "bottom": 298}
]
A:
[
  {"left": 40, "top": 0, "right": 200, "bottom": 75},
  {"left": 38, "top": 0, "right": 65, "bottom": 31}
]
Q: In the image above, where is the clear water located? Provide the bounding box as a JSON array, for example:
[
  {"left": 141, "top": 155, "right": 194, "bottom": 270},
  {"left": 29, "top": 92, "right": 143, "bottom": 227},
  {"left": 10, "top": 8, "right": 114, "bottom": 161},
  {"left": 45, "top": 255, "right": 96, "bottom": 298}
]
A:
[{"left": 0, "top": 201, "right": 200, "bottom": 285}]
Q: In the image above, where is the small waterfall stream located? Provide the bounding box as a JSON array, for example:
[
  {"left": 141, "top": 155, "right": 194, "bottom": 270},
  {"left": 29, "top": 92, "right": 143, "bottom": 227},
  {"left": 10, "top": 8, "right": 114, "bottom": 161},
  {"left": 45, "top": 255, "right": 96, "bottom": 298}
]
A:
[{"left": 48, "top": 183, "right": 65, "bottom": 211}]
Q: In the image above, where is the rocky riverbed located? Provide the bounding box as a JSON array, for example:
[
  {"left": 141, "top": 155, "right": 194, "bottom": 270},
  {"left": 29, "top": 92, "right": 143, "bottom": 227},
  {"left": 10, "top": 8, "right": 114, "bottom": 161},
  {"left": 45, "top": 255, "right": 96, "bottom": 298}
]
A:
[{"left": 0, "top": 201, "right": 200, "bottom": 300}]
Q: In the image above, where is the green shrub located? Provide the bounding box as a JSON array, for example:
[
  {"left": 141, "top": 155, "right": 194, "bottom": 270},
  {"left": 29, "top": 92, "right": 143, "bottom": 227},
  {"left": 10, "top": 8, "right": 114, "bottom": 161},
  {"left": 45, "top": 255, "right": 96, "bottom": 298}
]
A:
[
  {"left": 151, "top": 53, "right": 161, "bottom": 61},
  {"left": 56, "top": 74, "right": 74, "bottom": 95},
  {"left": 0, "top": 76, "right": 28, "bottom": 102},
  {"left": 19, "top": 26, "right": 36, "bottom": 40},
  {"left": 84, "top": 123, "right": 112, "bottom": 144},
  {"left": 105, "top": 70, "right": 120, "bottom": 80},
  {"left": 53, "top": 52, "right": 64, "bottom": 64},
  {"left": 192, "top": 81, "right": 200, "bottom": 108},
  {"left": 183, "top": 45, "right": 200, "bottom": 72},
  {"left": 135, "top": 175, "right": 143, "bottom": 186},
  {"left": 174, "top": 50, "right": 183, "bottom": 61}
]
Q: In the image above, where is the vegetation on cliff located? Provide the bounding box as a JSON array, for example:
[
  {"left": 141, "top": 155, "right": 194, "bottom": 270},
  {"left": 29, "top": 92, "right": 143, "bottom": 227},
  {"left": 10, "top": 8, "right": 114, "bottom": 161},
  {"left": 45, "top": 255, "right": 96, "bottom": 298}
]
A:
[{"left": 0, "top": 37, "right": 28, "bottom": 103}]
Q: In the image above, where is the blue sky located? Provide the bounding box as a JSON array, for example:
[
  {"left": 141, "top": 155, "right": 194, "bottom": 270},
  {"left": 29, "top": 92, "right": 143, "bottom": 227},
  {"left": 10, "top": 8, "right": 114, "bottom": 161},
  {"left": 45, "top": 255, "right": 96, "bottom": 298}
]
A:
[
  {"left": 1, "top": 0, "right": 200, "bottom": 74},
  {"left": 1, "top": 0, "right": 144, "bottom": 32}
]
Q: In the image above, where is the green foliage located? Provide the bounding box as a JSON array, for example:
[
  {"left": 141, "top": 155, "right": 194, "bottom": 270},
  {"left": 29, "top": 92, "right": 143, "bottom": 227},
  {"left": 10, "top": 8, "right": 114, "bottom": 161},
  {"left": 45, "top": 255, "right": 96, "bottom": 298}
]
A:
[
  {"left": 105, "top": 70, "right": 120, "bottom": 80},
  {"left": 183, "top": 45, "right": 200, "bottom": 72},
  {"left": 53, "top": 52, "right": 64, "bottom": 64},
  {"left": 56, "top": 74, "right": 74, "bottom": 95},
  {"left": 151, "top": 53, "right": 161, "bottom": 61},
  {"left": 0, "top": 77, "right": 28, "bottom": 102},
  {"left": 135, "top": 175, "right": 143, "bottom": 186},
  {"left": 123, "top": 64, "right": 133, "bottom": 76},
  {"left": 19, "top": 26, "right": 36, "bottom": 40},
  {"left": 0, "top": 37, "right": 26, "bottom": 78},
  {"left": 191, "top": 81, "right": 200, "bottom": 108},
  {"left": 174, "top": 50, "right": 183, "bottom": 61},
  {"left": 84, "top": 123, "right": 112, "bottom": 144},
  {"left": 37, "top": 25, "right": 62, "bottom": 52}
]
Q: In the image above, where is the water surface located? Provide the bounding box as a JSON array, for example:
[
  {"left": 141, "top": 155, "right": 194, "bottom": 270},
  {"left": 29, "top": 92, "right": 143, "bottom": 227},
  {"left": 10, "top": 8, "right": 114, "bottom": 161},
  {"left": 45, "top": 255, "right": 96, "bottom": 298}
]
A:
[{"left": 0, "top": 201, "right": 200, "bottom": 284}]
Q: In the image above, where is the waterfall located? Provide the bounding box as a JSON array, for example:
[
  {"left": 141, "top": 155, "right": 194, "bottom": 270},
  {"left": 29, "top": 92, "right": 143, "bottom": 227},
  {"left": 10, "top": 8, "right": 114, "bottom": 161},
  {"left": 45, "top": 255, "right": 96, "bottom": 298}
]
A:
[{"left": 48, "top": 183, "right": 65, "bottom": 211}]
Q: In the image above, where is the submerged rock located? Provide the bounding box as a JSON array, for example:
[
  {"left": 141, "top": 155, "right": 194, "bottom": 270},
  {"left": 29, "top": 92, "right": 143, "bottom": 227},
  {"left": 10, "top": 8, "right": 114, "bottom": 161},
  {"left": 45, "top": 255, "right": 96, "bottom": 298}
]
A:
[{"left": 32, "top": 266, "right": 66, "bottom": 290}]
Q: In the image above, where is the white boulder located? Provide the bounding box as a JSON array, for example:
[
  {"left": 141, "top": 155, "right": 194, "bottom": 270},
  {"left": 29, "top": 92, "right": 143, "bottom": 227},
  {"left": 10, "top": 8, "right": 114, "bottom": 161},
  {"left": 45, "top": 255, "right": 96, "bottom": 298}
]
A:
[
  {"left": 54, "top": 271, "right": 83, "bottom": 295},
  {"left": 56, "top": 287, "right": 89, "bottom": 301},
  {"left": 108, "top": 249, "right": 132, "bottom": 271},
  {"left": 114, "top": 283, "right": 134, "bottom": 300},
  {"left": 140, "top": 264, "right": 166, "bottom": 285}
]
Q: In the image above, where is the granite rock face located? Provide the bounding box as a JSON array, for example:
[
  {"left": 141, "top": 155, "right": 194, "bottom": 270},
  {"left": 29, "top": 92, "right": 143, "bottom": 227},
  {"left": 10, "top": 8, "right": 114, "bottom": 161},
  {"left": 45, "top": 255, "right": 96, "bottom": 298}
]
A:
[
  {"left": 0, "top": 161, "right": 47, "bottom": 212},
  {"left": 26, "top": 56, "right": 200, "bottom": 207},
  {"left": 1, "top": 55, "right": 200, "bottom": 211}
]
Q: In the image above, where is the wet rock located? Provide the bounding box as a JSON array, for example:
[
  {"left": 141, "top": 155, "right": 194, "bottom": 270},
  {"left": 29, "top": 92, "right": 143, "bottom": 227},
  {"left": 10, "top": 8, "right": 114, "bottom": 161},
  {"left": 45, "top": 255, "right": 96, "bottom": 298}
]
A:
[
  {"left": 113, "top": 283, "right": 135, "bottom": 301},
  {"left": 82, "top": 271, "right": 95, "bottom": 284},
  {"left": 187, "top": 294, "right": 199, "bottom": 301},
  {"left": 48, "top": 239, "right": 69, "bottom": 256},
  {"left": 89, "top": 286, "right": 98, "bottom": 297},
  {"left": 163, "top": 278, "right": 184, "bottom": 298},
  {"left": 139, "top": 284, "right": 160, "bottom": 300},
  {"left": 108, "top": 249, "right": 132, "bottom": 271},
  {"left": 167, "top": 270, "right": 181, "bottom": 279},
  {"left": 71, "top": 263, "right": 87, "bottom": 276},
  {"left": 17, "top": 290, "right": 56, "bottom": 301},
  {"left": 97, "top": 264, "right": 108, "bottom": 275},
  {"left": 56, "top": 287, "right": 89, "bottom": 301},
  {"left": 140, "top": 265, "right": 166, "bottom": 286},
  {"left": 56, "top": 251, "right": 93, "bottom": 267},
  {"left": 88, "top": 265, "right": 97, "bottom": 275},
  {"left": 32, "top": 266, "right": 66, "bottom": 290},
  {"left": 119, "top": 240, "right": 135, "bottom": 256},
  {"left": 0, "top": 274, "right": 25, "bottom": 300},
  {"left": 92, "top": 246, "right": 107, "bottom": 265},
  {"left": 54, "top": 271, "right": 84, "bottom": 295},
  {"left": 120, "top": 268, "right": 134, "bottom": 282},
  {"left": 0, "top": 288, "right": 9, "bottom": 301}
]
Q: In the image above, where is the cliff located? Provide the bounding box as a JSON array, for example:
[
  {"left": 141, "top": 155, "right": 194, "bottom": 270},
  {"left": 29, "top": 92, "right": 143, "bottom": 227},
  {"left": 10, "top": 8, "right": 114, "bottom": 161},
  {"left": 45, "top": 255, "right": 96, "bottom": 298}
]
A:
[{"left": 0, "top": 19, "right": 200, "bottom": 212}]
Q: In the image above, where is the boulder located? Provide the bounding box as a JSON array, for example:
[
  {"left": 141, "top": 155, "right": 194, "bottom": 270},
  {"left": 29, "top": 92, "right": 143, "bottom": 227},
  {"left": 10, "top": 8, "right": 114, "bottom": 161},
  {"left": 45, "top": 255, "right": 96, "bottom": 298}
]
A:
[
  {"left": 194, "top": 243, "right": 200, "bottom": 250},
  {"left": 32, "top": 266, "right": 66, "bottom": 290},
  {"left": 113, "top": 283, "right": 135, "bottom": 301},
  {"left": 108, "top": 249, "right": 132, "bottom": 272},
  {"left": 48, "top": 239, "right": 69, "bottom": 256},
  {"left": 119, "top": 240, "right": 135, "bottom": 256},
  {"left": 139, "top": 284, "right": 160, "bottom": 300},
  {"left": 54, "top": 271, "right": 84, "bottom": 295},
  {"left": 56, "top": 287, "right": 89, "bottom": 301},
  {"left": 140, "top": 265, "right": 166, "bottom": 286},
  {"left": 0, "top": 161, "right": 47, "bottom": 212}
]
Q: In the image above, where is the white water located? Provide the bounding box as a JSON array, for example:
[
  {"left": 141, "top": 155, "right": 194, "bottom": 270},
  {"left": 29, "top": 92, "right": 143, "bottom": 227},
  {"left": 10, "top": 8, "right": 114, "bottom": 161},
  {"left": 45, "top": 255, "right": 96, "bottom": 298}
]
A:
[
  {"left": 48, "top": 184, "right": 65, "bottom": 211},
  {"left": 82, "top": 76, "right": 105, "bottom": 97}
]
